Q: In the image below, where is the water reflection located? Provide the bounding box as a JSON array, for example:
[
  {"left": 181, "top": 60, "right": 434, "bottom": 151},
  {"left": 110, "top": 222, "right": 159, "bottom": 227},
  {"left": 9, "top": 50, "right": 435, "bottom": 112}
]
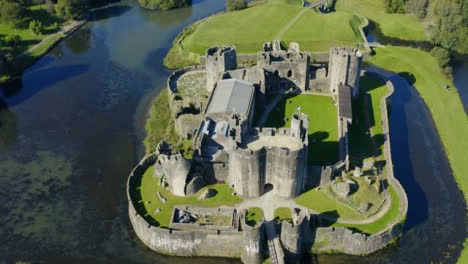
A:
[
  {"left": 138, "top": 4, "right": 193, "bottom": 28},
  {"left": 65, "top": 28, "right": 92, "bottom": 54},
  {"left": 4, "top": 64, "right": 89, "bottom": 107},
  {"left": 0, "top": 99, "right": 17, "bottom": 151}
]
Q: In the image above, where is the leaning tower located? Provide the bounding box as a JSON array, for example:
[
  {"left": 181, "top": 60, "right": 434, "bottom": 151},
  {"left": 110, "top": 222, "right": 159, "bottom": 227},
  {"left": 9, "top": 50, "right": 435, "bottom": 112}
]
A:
[
  {"left": 328, "top": 47, "right": 362, "bottom": 98},
  {"left": 205, "top": 46, "right": 237, "bottom": 92}
]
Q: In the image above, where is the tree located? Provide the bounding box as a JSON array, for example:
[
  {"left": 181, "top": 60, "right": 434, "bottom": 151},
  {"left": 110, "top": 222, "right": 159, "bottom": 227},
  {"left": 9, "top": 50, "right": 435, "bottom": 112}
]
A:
[
  {"left": 226, "top": 0, "right": 247, "bottom": 11},
  {"left": 406, "top": 0, "right": 428, "bottom": 18},
  {"left": 46, "top": 0, "right": 56, "bottom": 14},
  {"left": 29, "top": 19, "right": 45, "bottom": 35},
  {"left": 384, "top": 0, "right": 406, "bottom": 13},
  {"left": 55, "top": 0, "right": 89, "bottom": 19},
  {"left": 5, "top": 34, "right": 22, "bottom": 48},
  {"left": 0, "top": 0, "right": 23, "bottom": 26},
  {"left": 137, "top": 0, "right": 192, "bottom": 10},
  {"left": 428, "top": 0, "right": 467, "bottom": 53}
]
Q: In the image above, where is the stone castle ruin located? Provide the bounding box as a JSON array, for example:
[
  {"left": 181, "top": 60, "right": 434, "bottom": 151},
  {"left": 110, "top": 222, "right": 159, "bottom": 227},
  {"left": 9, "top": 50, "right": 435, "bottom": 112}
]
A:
[
  {"left": 127, "top": 41, "right": 407, "bottom": 264},
  {"left": 161, "top": 40, "right": 362, "bottom": 198}
]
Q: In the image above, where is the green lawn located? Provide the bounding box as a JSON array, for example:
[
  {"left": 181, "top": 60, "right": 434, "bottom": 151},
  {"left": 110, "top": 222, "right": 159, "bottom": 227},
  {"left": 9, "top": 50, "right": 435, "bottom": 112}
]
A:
[
  {"left": 335, "top": 0, "right": 426, "bottom": 41},
  {"left": 180, "top": 1, "right": 361, "bottom": 55},
  {"left": 138, "top": 165, "right": 243, "bottom": 227},
  {"left": 295, "top": 188, "right": 367, "bottom": 220},
  {"left": 265, "top": 94, "right": 338, "bottom": 165},
  {"left": 330, "top": 184, "right": 402, "bottom": 234},
  {"left": 274, "top": 207, "right": 292, "bottom": 221},
  {"left": 246, "top": 207, "right": 264, "bottom": 226},
  {"left": 369, "top": 46, "right": 468, "bottom": 263},
  {"left": 0, "top": 4, "right": 64, "bottom": 55},
  {"left": 349, "top": 75, "right": 388, "bottom": 164}
]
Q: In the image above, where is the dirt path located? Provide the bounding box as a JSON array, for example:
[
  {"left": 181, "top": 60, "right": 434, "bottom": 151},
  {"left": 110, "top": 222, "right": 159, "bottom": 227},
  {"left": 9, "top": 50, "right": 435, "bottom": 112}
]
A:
[
  {"left": 275, "top": 7, "right": 309, "bottom": 40},
  {"left": 236, "top": 190, "right": 392, "bottom": 225}
]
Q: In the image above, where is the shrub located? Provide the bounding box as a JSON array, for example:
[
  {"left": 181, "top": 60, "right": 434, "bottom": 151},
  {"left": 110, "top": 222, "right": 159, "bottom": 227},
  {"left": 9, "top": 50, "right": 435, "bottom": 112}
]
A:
[
  {"left": 29, "top": 19, "right": 45, "bottom": 35},
  {"left": 226, "top": 0, "right": 247, "bottom": 11},
  {"left": 430, "top": 46, "right": 452, "bottom": 75},
  {"left": 384, "top": 0, "right": 405, "bottom": 14},
  {"left": 5, "top": 34, "right": 22, "bottom": 47}
]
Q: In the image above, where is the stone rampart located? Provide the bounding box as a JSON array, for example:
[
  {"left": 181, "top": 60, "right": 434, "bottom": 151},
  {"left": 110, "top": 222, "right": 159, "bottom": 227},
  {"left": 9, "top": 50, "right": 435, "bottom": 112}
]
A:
[
  {"left": 128, "top": 154, "right": 247, "bottom": 259},
  {"left": 241, "top": 211, "right": 266, "bottom": 264}
]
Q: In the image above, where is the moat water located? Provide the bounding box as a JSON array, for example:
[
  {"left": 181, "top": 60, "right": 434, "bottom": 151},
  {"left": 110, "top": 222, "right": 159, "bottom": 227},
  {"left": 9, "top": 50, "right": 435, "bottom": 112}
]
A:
[{"left": 0, "top": 1, "right": 466, "bottom": 263}]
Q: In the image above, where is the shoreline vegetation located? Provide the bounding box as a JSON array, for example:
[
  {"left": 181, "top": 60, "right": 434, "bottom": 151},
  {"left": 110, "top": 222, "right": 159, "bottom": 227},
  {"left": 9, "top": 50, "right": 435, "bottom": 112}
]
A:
[
  {"left": 0, "top": 0, "right": 121, "bottom": 84},
  {"left": 152, "top": 0, "right": 468, "bottom": 262},
  {"left": 137, "top": 0, "right": 192, "bottom": 10}
]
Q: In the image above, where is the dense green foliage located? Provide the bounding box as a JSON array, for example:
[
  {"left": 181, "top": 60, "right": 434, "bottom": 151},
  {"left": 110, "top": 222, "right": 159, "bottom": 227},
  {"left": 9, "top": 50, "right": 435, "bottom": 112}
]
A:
[
  {"left": 0, "top": 0, "right": 24, "bottom": 25},
  {"left": 405, "top": 0, "right": 429, "bottom": 18},
  {"left": 29, "top": 19, "right": 44, "bottom": 35},
  {"left": 55, "top": 0, "right": 89, "bottom": 19},
  {"left": 138, "top": 0, "right": 192, "bottom": 10},
  {"left": 383, "top": 0, "right": 406, "bottom": 13},
  {"left": 430, "top": 46, "right": 452, "bottom": 74},
  {"left": 4, "top": 34, "right": 22, "bottom": 47},
  {"left": 226, "top": 0, "right": 248, "bottom": 11},
  {"left": 427, "top": 0, "right": 468, "bottom": 54},
  {"left": 381, "top": 0, "right": 468, "bottom": 54}
]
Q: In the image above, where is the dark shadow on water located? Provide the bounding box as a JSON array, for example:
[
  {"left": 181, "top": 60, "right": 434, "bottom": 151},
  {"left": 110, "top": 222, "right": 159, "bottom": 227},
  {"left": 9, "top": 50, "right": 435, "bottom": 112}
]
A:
[
  {"left": 387, "top": 74, "right": 428, "bottom": 230},
  {"left": 0, "top": 98, "right": 17, "bottom": 151},
  {"left": 91, "top": 4, "right": 133, "bottom": 21},
  {"left": 139, "top": 4, "right": 193, "bottom": 29},
  {"left": 3, "top": 64, "right": 89, "bottom": 107}
]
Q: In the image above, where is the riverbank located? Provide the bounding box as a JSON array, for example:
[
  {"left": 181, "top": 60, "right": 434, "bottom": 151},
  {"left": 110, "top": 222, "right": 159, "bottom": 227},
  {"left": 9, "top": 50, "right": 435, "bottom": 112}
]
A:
[
  {"left": 369, "top": 46, "right": 468, "bottom": 263},
  {"left": 0, "top": 20, "right": 87, "bottom": 84}
]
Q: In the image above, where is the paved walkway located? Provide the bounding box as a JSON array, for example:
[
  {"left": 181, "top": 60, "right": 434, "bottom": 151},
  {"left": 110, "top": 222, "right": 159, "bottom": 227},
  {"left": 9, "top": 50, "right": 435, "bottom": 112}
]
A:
[{"left": 19, "top": 20, "right": 86, "bottom": 58}]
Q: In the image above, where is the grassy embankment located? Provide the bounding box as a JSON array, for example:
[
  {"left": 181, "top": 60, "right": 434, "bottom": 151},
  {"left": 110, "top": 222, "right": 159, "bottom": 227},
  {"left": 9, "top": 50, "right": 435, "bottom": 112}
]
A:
[
  {"left": 164, "top": 0, "right": 362, "bottom": 68},
  {"left": 369, "top": 46, "right": 468, "bottom": 262},
  {"left": 265, "top": 94, "right": 338, "bottom": 165},
  {"left": 144, "top": 88, "right": 193, "bottom": 157},
  {"left": 0, "top": 4, "right": 66, "bottom": 82},
  {"left": 138, "top": 165, "right": 242, "bottom": 227},
  {"left": 335, "top": 0, "right": 426, "bottom": 41},
  {"left": 296, "top": 184, "right": 401, "bottom": 234}
]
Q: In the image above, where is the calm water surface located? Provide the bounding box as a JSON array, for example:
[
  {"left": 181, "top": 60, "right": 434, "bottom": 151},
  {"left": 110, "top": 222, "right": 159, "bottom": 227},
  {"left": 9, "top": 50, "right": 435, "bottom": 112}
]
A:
[{"left": 0, "top": 1, "right": 466, "bottom": 263}]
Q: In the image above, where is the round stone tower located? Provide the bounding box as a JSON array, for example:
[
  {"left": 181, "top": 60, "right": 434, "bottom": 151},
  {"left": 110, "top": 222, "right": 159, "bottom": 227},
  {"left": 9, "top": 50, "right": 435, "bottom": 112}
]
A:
[
  {"left": 328, "top": 47, "right": 362, "bottom": 98},
  {"left": 205, "top": 46, "right": 237, "bottom": 92}
]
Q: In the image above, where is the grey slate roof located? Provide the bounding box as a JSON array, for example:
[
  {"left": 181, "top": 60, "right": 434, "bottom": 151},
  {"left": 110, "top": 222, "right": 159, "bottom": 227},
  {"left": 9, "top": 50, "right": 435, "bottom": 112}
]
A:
[
  {"left": 206, "top": 79, "right": 255, "bottom": 116},
  {"left": 338, "top": 84, "right": 353, "bottom": 121}
]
